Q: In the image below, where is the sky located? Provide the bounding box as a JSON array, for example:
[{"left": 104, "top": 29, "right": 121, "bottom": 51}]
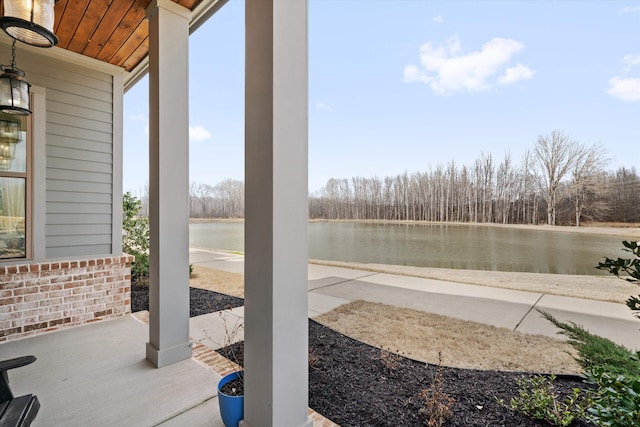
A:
[{"left": 123, "top": 0, "right": 640, "bottom": 195}]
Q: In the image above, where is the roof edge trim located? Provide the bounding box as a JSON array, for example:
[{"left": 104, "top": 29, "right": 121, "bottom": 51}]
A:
[
  {"left": 0, "top": 34, "right": 125, "bottom": 77},
  {"left": 123, "top": 0, "right": 228, "bottom": 92}
]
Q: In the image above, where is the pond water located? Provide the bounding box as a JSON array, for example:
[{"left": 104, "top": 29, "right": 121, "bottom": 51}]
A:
[{"left": 189, "top": 221, "right": 631, "bottom": 275}]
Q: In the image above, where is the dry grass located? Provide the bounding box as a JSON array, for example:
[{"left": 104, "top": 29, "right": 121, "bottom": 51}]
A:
[
  {"left": 314, "top": 300, "right": 582, "bottom": 374},
  {"left": 190, "top": 265, "right": 581, "bottom": 373},
  {"left": 190, "top": 265, "right": 244, "bottom": 298}
]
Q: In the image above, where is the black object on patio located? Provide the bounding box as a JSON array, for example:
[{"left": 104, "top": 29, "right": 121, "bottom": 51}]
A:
[{"left": 0, "top": 355, "right": 40, "bottom": 427}]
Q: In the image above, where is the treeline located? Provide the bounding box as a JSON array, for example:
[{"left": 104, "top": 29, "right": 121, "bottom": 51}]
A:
[
  {"left": 309, "top": 163, "right": 639, "bottom": 225},
  {"left": 135, "top": 132, "right": 640, "bottom": 226},
  {"left": 189, "top": 178, "right": 244, "bottom": 218},
  {"left": 136, "top": 178, "right": 245, "bottom": 219},
  {"left": 310, "top": 132, "right": 639, "bottom": 226}
]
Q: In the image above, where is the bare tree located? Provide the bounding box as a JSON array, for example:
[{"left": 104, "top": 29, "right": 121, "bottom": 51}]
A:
[
  {"left": 214, "top": 179, "right": 244, "bottom": 218},
  {"left": 479, "top": 153, "right": 495, "bottom": 222},
  {"left": 606, "top": 167, "right": 640, "bottom": 222},
  {"left": 532, "top": 131, "right": 584, "bottom": 225},
  {"left": 196, "top": 183, "right": 214, "bottom": 217},
  {"left": 517, "top": 150, "right": 538, "bottom": 224},
  {"left": 569, "top": 144, "right": 609, "bottom": 226},
  {"left": 189, "top": 181, "right": 199, "bottom": 217},
  {"left": 496, "top": 152, "right": 515, "bottom": 224}
]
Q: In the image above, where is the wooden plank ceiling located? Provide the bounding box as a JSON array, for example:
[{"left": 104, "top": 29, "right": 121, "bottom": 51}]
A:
[{"left": 2, "top": 0, "right": 202, "bottom": 72}]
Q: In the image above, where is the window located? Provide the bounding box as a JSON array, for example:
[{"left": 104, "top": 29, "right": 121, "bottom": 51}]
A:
[{"left": 0, "top": 112, "right": 29, "bottom": 259}]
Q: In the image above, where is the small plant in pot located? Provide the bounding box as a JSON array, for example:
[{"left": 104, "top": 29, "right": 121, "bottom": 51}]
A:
[
  {"left": 207, "top": 310, "right": 245, "bottom": 427},
  {"left": 218, "top": 369, "right": 244, "bottom": 427}
]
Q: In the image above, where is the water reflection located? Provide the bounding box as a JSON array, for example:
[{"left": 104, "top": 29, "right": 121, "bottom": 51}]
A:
[{"left": 189, "top": 222, "right": 629, "bottom": 275}]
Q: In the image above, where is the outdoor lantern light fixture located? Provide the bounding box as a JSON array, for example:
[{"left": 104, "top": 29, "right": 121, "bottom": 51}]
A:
[
  {"left": 0, "top": 118, "right": 21, "bottom": 170},
  {"left": 0, "top": 39, "right": 30, "bottom": 115},
  {"left": 0, "top": 0, "right": 58, "bottom": 47}
]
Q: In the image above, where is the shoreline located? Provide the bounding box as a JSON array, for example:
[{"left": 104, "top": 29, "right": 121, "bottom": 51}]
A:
[
  {"left": 192, "top": 247, "right": 637, "bottom": 304},
  {"left": 190, "top": 218, "right": 640, "bottom": 238},
  {"left": 309, "top": 259, "right": 636, "bottom": 304}
]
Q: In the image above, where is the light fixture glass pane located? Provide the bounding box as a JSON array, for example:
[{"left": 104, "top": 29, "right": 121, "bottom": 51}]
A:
[
  {"left": 3, "top": 0, "right": 55, "bottom": 30},
  {"left": 6, "top": 27, "right": 49, "bottom": 47},
  {"left": 3, "top": 0, "right": 57, "bottom": 46},
  {"left": 0, "top": 76, "right": 13, "bottom": 107},
  {"left": 0, "top": 70, "right": 31, "bottom": 114},
  {"left": 0, "top": 177, "right": 26, "bottom": 259}
]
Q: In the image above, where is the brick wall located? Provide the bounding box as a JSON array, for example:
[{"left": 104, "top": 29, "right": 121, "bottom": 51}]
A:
[{"left": 0, "top": 255, "right": 134, "bottom": 342}]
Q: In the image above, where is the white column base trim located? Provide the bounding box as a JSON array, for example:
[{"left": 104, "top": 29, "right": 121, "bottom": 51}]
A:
[
  {"left": 146, "top": 341, "right": 192, "bottom": 368},
  {"left": 240, "top": 418, "right": 313, "bottom": 427}
]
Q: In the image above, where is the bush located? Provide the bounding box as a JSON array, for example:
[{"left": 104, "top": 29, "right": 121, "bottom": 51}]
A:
[
  {"left": 586, "top": 240, "right": 640, "bottom": 426},
  {"left": 122, "top": 192, "right": 150, "bottom": 285},
  {"left": 418, "top": 353, "right": 454, "bottom": 427},
  {"left": 539, "top": 241, "right": 640, "bottom": 426},
  {"left": 596, "top": 240, "right": 640, "bottom": 319},
  {"left": 585, "top": 369, "right": 640, "bottom": 427},
  {"left": 539, "top": 311, "right": 640, "bottom": 379},
  {"left": 505, "top": 374, "right": 587, "bottom": 426}
]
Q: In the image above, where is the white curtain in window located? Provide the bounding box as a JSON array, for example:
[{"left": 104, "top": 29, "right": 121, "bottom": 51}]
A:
[{"left": 0, "top": 177, "right": 25, "bottom": 235}]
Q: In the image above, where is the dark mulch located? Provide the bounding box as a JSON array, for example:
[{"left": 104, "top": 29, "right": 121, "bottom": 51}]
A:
[
  {"left": 132, "top": 284, "right": 595, "bottom": 426},
  {"left": 307, "top": 321, "right": 595, "bottom": 427},
  {"left": 130, "top": 283, "right": 244, "bottom": 316}
]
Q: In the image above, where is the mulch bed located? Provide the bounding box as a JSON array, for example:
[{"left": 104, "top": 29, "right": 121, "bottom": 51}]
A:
[
  {"left": 307, "top": 321, "right": 594, "bottom": 427},
  {"left": 131, "top": 284, "right": 595, "bottom": 427},
  {"left": 130, "top": 283, "right": 244, "bottom": 315}
]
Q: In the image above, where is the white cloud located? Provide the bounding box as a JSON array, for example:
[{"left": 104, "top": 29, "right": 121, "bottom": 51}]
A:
[
  {"left": 316, "top": 102, "right": 333, "bottom": 112},
  {"left": 623, "top": 54, "right": 640, "bottom": 72},
  {"left": 189, "top": 125, "right": 212, "bottom": 142},
  {"left": 607, "top": 53, "right": 640, "bottom": 102},
  {"left": 432, "top": 15, "right": 444, "bottom": 24},
  {"left": 619, "top": 6, "right": 640, "bottom": 13},
  {"left": 404, "top": 35, "right": 533, "bottom": 94},
  {"left": 127, "top": 113, "right": 147, "bottom": 122},
  {"left": 607, "top": 77, "right": 640, "bottom": 102},
  {"left": 498, "top": 63, "right": 536, "bottom": 85}
]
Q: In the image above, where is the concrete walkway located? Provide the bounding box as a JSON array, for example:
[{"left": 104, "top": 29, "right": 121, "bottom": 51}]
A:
[{"left": 190, "top": 248, "right": 640, "bottom": 350}]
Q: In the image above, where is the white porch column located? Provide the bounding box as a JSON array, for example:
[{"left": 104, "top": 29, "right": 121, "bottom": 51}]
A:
[
  {"left": 243, "top": 1, "right": 311, "bottom": 426},
  {"left": 145, "top": 0, "right": 192, "bottom": 368}
]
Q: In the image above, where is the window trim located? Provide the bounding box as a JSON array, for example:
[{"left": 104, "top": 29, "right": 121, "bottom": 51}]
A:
[
  {"left": 0, "top": 88, "right": 44, "bottom": 264},
  {"left": 0, "top": 114, "right": 30, "bottom": 260},
  {"left": 30, "top": 86, "right": 46, "bottom": 261}
]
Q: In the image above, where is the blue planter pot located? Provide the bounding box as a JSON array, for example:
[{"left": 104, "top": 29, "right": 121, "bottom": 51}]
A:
[{"left": 217, "top": 371, "right": 244, "bottom": 427}]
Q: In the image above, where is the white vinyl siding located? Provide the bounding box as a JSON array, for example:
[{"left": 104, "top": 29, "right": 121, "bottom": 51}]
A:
[{"left": 17, "top": 48, "right": 116, "bottom": 259}]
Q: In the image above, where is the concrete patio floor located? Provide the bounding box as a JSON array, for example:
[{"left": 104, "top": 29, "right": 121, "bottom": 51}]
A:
[
  {"left": 0, "top": 315, "right": 224, "bottom": 427},
  {"left": 0, "top": 303, "right": 334, "bottom": 427}
]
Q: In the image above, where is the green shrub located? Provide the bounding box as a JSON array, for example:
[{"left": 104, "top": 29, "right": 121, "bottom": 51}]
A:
[
  {"left": 596, "top": 240, "right": 640, "bottom": 319},
  {"left": 585, "top": 369, "right": 640, "bottom": 427},
  {"left": 122, "top": 192, "right": 150, "bottom": 285},
  {"left": 539, "top": 241, "right": 640, "bottom": 426},
  {"left": 539, "top": 310, "right": 640, "bottom": 379},
  {"left": 504, "top": 374, "right": 587, "bottom": 426}
]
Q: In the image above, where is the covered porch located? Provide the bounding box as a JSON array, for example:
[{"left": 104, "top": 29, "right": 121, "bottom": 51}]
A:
[
  {"left": 1, "top": 0, "right": 312, "bottom": 425},
  {"left": 0, "top": 308, "right": 333, "bottom": 426},
  {"left": 1, "top": 314, "right": 222, "bottom": 426}
]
